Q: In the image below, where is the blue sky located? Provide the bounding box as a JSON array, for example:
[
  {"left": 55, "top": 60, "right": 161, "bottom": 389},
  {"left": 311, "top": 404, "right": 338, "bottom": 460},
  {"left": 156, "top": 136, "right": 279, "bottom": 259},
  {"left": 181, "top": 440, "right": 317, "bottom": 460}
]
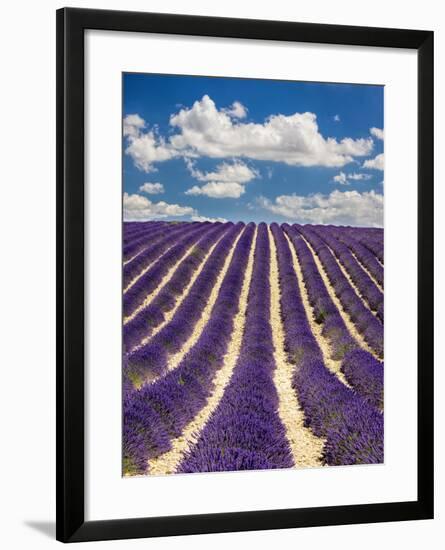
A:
[{"left": 123, "top": 73, "right": 384, "bottom": 227}]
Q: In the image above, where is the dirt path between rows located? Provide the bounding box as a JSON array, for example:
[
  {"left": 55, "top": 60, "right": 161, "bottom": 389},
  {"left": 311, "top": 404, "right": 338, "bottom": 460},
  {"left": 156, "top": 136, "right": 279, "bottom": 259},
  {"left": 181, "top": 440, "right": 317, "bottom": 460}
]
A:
[{"left": 269, "top": 228, "right": 325, "bottom": 468}]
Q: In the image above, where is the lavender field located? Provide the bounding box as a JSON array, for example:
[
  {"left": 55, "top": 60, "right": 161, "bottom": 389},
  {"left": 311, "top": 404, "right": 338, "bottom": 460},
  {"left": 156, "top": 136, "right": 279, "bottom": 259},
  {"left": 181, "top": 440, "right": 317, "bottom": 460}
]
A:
[{"left": 122, "top": 220, "right": 384, "bottom": 476}]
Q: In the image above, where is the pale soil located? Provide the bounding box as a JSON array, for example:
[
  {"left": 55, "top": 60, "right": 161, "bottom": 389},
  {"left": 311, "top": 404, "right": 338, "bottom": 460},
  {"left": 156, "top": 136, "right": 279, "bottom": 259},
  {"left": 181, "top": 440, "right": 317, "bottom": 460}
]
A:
[
  {"left": 154, "top": 227, "right": 246, "bottom": 378},
  {"left": 283, "top": 232, "right": 352, "bottom": 388},
  {"left": 299, "top": 234, "right": 382, "bottom": 362},
  {"left": 349, "top": 249, "right": 384, "bottom": 294},
  {"left": 123, "top": 251, "right": 141, "bottom": 266},
  {"left": 147, "top": 228, "right": 257, "bottom": 475},
  {"left": 124, "top": 244, "right": 199, "bottom": 324},
  {"left": 268, "top": 228, "right": 325, "bottom": 467},
  {"left": 130, "top": 231, "right": 228, "bottom": 353},
  {"left": 123, "top": 243, "right": 175, "bottom": 294}
]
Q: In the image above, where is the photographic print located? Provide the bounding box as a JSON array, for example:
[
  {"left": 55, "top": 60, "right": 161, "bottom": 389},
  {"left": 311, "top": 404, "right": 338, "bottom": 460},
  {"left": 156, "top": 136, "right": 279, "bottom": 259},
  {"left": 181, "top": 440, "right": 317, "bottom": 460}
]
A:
[{"left": 122, "top": 73, "right": 384, "bottom": 477}]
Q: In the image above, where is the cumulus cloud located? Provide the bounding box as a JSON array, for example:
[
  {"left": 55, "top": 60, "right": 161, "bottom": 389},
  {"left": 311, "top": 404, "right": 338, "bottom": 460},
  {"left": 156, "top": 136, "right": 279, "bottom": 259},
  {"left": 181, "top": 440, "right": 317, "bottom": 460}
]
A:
[
  {"left": 185, "top": 159, "right": 257, "bottom": 183},
  {"left": 169, "top": 95, "right": 373, "bottom": 167},
  {"left": 258, "top": 189, "right": 383, "bottom": 227},
  {"left": 363, "top": 153, "right": 384, "bottom": 171},
  {"left": 124, "top": 98, "right": 375, "bottom": 172},
  {"left": 123, "top": 114, "right": 178, "bottom": 172},
  {"left": 184, "top": 159, "right": 257, "bottom": 199},
  {"left": 123, "top": 114, "right": 146, "bottom": 138},
  {"left": 191, "top": 215, "right": 228, "bottom": 223},
  {"left": 348, "top": 172, "right": 372, "bottom": 181},
  {"left": 370, "top": 127, "right": 384, "bottom": 140},
  {"left": 222, "top": 100, "right": 248, "bottom": 119},
  {"left": 334, "top": 114, "right": 341, "bottom": 122},
  {"left": 123, "top": 192, "right": 196, "bottom": 220},
  {"left": 185, "top": 181, "right": 245, "bottom": 199},
  {"left": 125, "top": 131, "right": 177, "bottom": 173},
  {"left": 139, "top": 182, "right": 164, "bottom": 194},
  {"left": 333, "top": 171, "right": 372, "bottom": 184},
  {"left": 333, "top": 172, "right": 348, "bottom": 185}
]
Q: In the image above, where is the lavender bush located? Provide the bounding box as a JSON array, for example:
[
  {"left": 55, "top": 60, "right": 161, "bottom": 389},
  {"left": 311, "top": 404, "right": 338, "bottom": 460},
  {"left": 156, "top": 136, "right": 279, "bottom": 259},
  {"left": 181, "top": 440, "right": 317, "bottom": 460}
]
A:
[
  {"left": 125, "top": 222, "right": 245, "bottom": 382},
  {"left": 327, "top": 226, "right": 384, "bottom": 288},
  {"left": 123, "top": 222, "right": 230, "bottom": 352},
  {"left": 123, "top": 220, "right": 165, "bottom": 246},
  {"left": 311, "top": 225, "right": 383, "bottom": 321},
  {"left": 123, "top": 221, "right": 187, "bottom": 261},
  {"left": 122, "top": 222, "right": 384, "bottom": 474},
  {"left": 178, "top": 223, "right": 293, "bottom": 473},
  {"left": 273, "top": 223, "right": 383, "bottom": 465},
  {"left": 281, "top": 224, "right": 356, "bottom": 360},
  {"left": 341, "top": 226, "right": 384, "bottom": 264},
  {"left": 123, "top": 223, "right": 213, "bottom": 318},
  {"left": 292, "top": 224, "right": 383, "bottom": 358},
  {"left": 122, "top": 224, "right": 255, "bottom": 473},
  {"left": 341, "top": 349, "right": 384, "bottom": 410},
  {"left": 123, "top": 222, "right": 201, "bottom": 287}
]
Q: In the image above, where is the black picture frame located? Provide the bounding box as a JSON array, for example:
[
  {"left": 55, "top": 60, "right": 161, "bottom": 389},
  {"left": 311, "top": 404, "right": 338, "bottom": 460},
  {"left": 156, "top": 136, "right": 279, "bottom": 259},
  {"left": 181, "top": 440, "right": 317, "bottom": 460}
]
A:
[{"left": 56, "top": 7, "right": 434, "bottom": 543}]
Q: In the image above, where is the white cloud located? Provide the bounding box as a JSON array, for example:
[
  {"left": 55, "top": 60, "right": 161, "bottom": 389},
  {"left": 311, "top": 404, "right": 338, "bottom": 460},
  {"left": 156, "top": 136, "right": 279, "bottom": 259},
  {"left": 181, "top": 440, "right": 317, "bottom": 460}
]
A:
[
  {"left": 334, "top": 114, "right": 341, "bottom": 122},
  {"left": 139, "top": 182, "right": 164, "bottom": 194},
  {"left": 348, "top": 172, "right": 372, "bottom": 181},
  {"left": 123, "top": 114, "right": 146, "bottom": 138},
  {"left": 191, "top": 215, "right": 228, "bottom": 223},
  {"left": 185, "top": 159, "right": 257, "bottom": 199},
  {"left": 258, "top": 189, "right": 383, "bottom": 227},
  {"left": 222, "top": 101, "right": 247, "bottom": 119},
  {"left": 123, "top": 114, "right": 178, "bottom": 172},
  {"left": 123, "top": 192, "right": 196, "bottom": 220},
  {"left": 169, "top": 95, "right": 373, "bottom": 167},
  {"left": 363, "top": 153, "right": 384, "bottom": 171},
  {"left": 333, "top": 172, "right": 348, "bottom": 185},
  {"left": 332, "top": 171, "right": 372, "bottom": 185},
  {"left": 333, "top": 171, "right": 373, "bottom": 184},
  {"left": 185, "top": 159, "right": 257, "bottom": 184},
  {"left": 185, "top": 181, "right": 245, "bottom": 199},
  {"left": 370, "top": 127, "right": 384, "bottom": 140},
  {"left": 124, "top": 99, "right": 374, "bottom": 172},
  {"left": 123, "top": 192, "right": 151, "bottom": 211},
  {"left": 125, "top": 130, "right": 177, "bottom": 173}
]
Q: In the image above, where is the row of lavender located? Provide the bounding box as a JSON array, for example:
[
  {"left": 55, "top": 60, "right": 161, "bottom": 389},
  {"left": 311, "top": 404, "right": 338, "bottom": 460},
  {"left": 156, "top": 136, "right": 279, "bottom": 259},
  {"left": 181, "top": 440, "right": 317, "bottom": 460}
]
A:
[
  {"left": 179, "top": 223, "right": 293, "bottom": 472},
  {"left": 323, "top": 225, "right": 384, "bottom": 288},
  {"left": 292, "top": 224, "right": 384, "bottom": 358},
  {"left": 337, "top": 226, "right": 384, "bottom": 265},
  {"left": 274, "top": 225, "right": 383, "bottom": 464},
  {"left": 309, "top": 225, "right": 384, "bottom": 321},
  {"left": 283, "top": 224, "right": 383, "bottom": 408},
  {"left": 123, "top": 221, "right": 179, "bottom": 261},
  {"left": 122, "top": 221, "right": 384, "bottom": 474},
  {"left": 177, "top": 223, "right": 383, "bottom": 470},
  {"left": 123, "top": 224, "right": 255, "bottom": 474},
  {"left": 124, "top": 222, "right": 214, "bottom": 317},
  {"left": 124, "top": 223, "right": 244, "bottom": 384},
  {"left": 123, "top": 222, "right": 231, "bottom": 353},
  {"left": 123, "top": 221, "right": 383, "bottom": 356}
]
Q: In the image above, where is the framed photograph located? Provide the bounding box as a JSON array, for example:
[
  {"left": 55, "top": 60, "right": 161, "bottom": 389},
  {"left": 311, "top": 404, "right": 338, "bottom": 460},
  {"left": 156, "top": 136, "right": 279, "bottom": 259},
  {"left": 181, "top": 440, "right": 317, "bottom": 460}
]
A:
[{"left": 56, "top": 7, "right": 434, "bottom": 543}]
